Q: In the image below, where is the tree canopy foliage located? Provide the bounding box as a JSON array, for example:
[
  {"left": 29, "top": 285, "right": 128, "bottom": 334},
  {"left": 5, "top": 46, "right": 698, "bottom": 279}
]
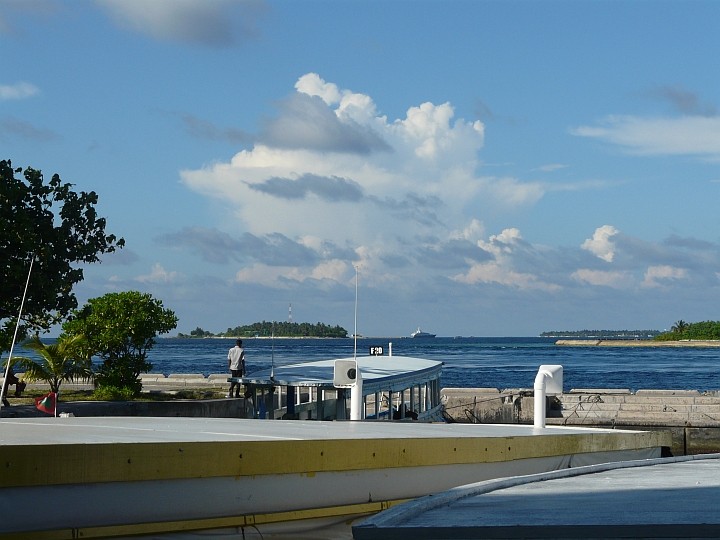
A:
[
  {"left": 655, "top": 320, "right": 720, "bottom": 341},
  {"left": 12, "top": 334, "right": 92, "bottom": 394},
  {"left": 225, "top": 321, "right": 348, "bottom": 338},
  {"left": 179, "top": 321, "right": 348, "bottom": 338},
  {"left": 188, "top": 326, "right": 214, "bottom": 337},
  {"left": 62, "top": 291, "right": 177, "bottom": 395},
  {"left": 0, "top": 160, "right": 124, "bottom": 351},
  {"left": 540, "top": 329, "right": 660, "bottom": 338}
]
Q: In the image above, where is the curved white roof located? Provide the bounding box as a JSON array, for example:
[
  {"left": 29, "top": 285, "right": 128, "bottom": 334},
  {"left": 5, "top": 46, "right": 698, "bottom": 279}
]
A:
[{"left": 239, "top": 355, "right": 442, "bottom": 395}]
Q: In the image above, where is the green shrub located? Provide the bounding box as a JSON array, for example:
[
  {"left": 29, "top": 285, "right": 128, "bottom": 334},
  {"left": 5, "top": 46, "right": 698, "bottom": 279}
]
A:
[
  {"left": 94, "top": 354, "right": 144, "bottom": 396},
  {"left": 93, "top": 385, "right": 135, "bottom": 401}
]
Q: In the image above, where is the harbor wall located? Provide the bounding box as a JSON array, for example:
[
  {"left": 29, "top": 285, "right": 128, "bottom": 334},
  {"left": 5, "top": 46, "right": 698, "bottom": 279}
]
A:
[
  {"left": 4, "top": 372, "right": 720, "bottom": 456},
  {"left": 0, "top": 373, "right": 244, "bottom": 419},
  {"left": 441, "top": 387, "right": 720, "bottom": 456},
  {"left": 2, "top": 398, "right": 248, "bottom": 418}
]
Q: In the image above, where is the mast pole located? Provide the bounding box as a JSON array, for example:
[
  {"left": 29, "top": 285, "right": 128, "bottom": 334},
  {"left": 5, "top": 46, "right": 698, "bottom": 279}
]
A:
[
  {"left": 353, "top": 265, "right": 358, "bottom": 359},
  {"left": 1, "top": 256, "right": 35, "bottom": 413},
  {"left": 271, "top": 321, "right": 275, "bottom": 380}
]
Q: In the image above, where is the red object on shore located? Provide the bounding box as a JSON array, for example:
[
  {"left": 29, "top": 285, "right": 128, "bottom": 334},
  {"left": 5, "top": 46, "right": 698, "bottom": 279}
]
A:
[{"left": 35, "top": 392, "right": 57, "bottom": 415}]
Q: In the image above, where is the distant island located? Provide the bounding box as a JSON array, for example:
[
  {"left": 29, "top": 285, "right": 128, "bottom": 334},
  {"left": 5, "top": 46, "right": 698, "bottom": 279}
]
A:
[
  {"left": 178, "top": 321, "right": 348, "bottom": 339},
  {"left": 654, "top": 320, "right": 720, "bottom": 341},
  {"left": 545, "top": 321, "right": 720, "bottom": 342},
  {"left": 541, "top": 329, "right": 661, "bottom": 339}
]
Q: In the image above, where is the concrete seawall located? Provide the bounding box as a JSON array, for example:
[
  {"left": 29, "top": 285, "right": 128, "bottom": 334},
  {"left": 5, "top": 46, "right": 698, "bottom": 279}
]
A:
[
  {"left": 441, "top": 387, "right": 720, "bottom": 456},
  {"left": 0, "top": 373, "right": 247, "bottom": 419},
  {"left": 4, "top": 373, "right": 719, "bottom": 456},
  {"left": 1, "top": 372, "right": 231, "bottom": 393}
]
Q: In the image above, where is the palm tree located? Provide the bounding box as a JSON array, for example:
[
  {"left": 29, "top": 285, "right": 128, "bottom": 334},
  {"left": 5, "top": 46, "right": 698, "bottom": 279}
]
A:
[
  {"left": 671, "top": 320, "right": 689, "bottom": 335},
  {"left": 12, "top": 334, "right": 93, "bottom": 394}
]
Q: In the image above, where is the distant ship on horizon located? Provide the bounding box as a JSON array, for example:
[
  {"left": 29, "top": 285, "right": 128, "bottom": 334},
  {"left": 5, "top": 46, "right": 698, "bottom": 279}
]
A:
[{"left": 411, "top": 327, "right": 436, "bottom": 338}]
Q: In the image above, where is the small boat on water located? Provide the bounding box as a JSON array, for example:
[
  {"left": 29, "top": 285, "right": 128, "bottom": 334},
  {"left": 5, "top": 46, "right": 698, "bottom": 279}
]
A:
[
  {"left": 232, "top": 349, "right": 444, "bottom": 421},
  {"left": 411, "top": 327, "right": 436, "bottom": 338}
]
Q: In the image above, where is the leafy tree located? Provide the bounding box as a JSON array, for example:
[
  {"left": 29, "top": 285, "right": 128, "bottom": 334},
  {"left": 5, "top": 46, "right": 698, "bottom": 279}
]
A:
[
  {"left": 0, "top": 160, "right": 124, "bottom": 351},
  {"left": 220, "top": 321, "right": 348, "bottom": 338},
  {"left": 12, "top": 334, "right": 92, "bottom": 394},
  {"left": 671, "top": 320, "right": 688, "bottom": 334},
  {"left": 656, "top": 320, "right": 720, "bottom": 341},
  {"left": 540, "top": 329, "right": 661, "bottom": 338},
  {"left": 189, "top": 326, "right": 213, "bottom": 337},
  {"left": 62, "top": 291, "right": 178, "bottom": 396}
]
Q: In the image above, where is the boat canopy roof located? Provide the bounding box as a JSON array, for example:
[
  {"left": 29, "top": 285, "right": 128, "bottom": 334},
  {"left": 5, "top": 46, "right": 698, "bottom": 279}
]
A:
[{"left": 240, "top": 355, "right": 442, "bottom": 395}]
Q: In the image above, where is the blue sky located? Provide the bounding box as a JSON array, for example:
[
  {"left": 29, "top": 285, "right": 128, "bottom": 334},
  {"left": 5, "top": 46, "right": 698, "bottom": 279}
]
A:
[{"left": 3, "top": 0, "right": 720, "bottom": 337}]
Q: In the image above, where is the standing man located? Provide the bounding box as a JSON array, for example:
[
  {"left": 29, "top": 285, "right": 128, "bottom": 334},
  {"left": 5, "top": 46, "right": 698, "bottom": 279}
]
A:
[
  {"left": 227, "top": 339, "right": 245, "bottom": 398},
  {"left": 1, "top": 365, "right": 26, "bottom": 407}
]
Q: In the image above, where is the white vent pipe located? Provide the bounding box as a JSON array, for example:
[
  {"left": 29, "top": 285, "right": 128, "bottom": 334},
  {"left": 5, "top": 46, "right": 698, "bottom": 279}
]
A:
[{"left": 534, "top": 365, "right": 563, "bottom": 429}]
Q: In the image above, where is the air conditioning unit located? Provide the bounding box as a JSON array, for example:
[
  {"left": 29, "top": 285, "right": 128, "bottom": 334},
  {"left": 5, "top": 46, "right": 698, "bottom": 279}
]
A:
[{"left": 334, "top": 359, "right": 358, "bottom": 387}]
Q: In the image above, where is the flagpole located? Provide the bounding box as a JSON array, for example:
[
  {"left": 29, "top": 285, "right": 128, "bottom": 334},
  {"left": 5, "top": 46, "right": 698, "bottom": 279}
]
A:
[{"left": 0, "top": 256, "right": 34, "bottom": 414}]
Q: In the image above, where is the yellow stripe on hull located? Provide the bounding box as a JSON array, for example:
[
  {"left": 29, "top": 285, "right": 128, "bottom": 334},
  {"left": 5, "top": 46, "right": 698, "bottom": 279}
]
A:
[
  {"left": 2, "top": 430, "right": 669, "bottom": 488},
  {"left": 0, "top": 499, "right": 408, "bottom": 540}
]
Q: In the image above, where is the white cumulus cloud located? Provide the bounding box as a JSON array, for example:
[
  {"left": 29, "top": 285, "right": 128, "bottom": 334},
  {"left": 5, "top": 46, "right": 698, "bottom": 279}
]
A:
[
  {"left": 582, "top": 225, "right": 619, "bottom": 262},
  {"left": 454, "top": 261, "right": 560, "bottom": 291},
  {"left": 572, "top": 269, "right": 629, "bottom": 288},
  {"left": 0, "top": 82, "right": 39, "bottom": 100},
  {"left": 574, "top": 115, "right": 720, "bottom": 159},
  {"left": 98, "top": 0, "right": 264, "bottom": 47},
  {"left": 454, "top": 228, "right": 561, "bottom": 291},
  {"left": 181, "top": 73, "right": 491, "bottom": 275},
  {"left": 642, "top": 265, "right": 688, "bottom": 288},
  {"left": 136, "top": 263, "right": 179, "bottom": 284},
  {"left": 450, "top": 219, "right": 486, "bottom": 243}
]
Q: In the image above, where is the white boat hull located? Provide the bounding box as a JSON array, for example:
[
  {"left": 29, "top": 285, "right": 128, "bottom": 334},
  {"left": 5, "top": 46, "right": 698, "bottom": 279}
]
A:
[{"left": 0, "top": 417, "right": 670, "bottom": 538}]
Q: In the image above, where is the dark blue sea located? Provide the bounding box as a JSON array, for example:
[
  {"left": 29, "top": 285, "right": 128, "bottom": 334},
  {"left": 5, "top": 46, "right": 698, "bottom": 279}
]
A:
[{"left": 123, "top": 337, "right": 720, "bottom": 393}]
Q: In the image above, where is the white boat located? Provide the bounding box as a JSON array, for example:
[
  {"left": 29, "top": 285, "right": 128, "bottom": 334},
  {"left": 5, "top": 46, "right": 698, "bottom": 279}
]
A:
[
  {"left": 411, "top": 327, "right": 436, "bottom": 338},
  {"left": 233, "top": 352, "right": 444, "bottom": 421},
  {"left": 355, "top": 453, "right": 719, "bottom": 539},
  {"left": 0, "top": 417, "right": 670, "bottom": 538},
  {"left": 0, "top": 356, "right": 673, "bottom": 539}
]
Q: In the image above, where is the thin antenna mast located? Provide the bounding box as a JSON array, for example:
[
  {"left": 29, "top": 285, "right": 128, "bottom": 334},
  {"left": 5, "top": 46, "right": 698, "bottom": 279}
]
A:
[
  {"left": 270, "top": 321, "right": 275, "bottom": 380},
  {"left": 0, "top": 256, "right": 35, "bottom": 413},
  {"left": 353, "top": 265, "right": 358, "bottom": 359}
]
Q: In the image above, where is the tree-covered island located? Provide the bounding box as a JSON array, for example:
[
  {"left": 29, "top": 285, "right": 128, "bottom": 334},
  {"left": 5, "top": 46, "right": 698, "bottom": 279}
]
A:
[
  {"left": 541, "top": 330, "right": 661, "bottom": 339},
  {"left": 179, "top": 321, "right": 348, "bottom": 338},
  {"left": 654, "top": 320, "right": 720, "bottom": 341},
  {"left": 543, "top": 321, "right": 720, "bottom": 341}
]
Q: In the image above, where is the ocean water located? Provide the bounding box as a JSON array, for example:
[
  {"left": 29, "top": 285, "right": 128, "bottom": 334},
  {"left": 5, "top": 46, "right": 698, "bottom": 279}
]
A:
[{"left": 128, "top": 336, "right": 720, "bottom": 393}]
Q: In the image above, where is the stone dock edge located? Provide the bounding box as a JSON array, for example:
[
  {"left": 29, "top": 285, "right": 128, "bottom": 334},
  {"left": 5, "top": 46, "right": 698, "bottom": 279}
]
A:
[{"left": 5, "top": 373, "right": 720, "bottom": 456}]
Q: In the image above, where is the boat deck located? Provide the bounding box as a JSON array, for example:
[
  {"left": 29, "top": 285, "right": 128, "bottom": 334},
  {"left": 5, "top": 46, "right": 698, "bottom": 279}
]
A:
[
  {"left": 0, "top": 415, "right": 665, "bottom": 445},
  {"left": 0, "top": 417, "right": 671, "bottom": 539},
  {"left": 232, "top": 355, "right": 444, "bottom": 420},
  {"left": 354, "top": 453, "right": 720, "bottom": 539}
]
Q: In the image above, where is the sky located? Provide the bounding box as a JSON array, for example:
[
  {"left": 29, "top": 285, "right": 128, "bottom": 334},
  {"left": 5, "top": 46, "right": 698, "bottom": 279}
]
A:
[{"left": 2, "top": 0, "right": 720, "bottom": 338}]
